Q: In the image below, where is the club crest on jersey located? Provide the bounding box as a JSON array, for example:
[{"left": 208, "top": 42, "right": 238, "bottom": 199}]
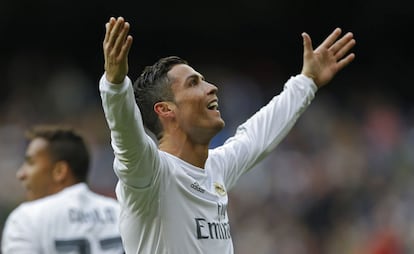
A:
[{"left": 214, "top": 182, "right": 226, "bottom": 196}]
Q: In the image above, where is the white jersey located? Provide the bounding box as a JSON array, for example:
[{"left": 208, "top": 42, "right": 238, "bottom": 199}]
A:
[
  {"left": 1, "top": 183, "right": 123, "bottom": 254},
  {"left": 99, "top": 74, "right": 317, "bottom": 254}
]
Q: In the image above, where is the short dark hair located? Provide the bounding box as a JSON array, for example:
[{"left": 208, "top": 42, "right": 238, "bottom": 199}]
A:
[
  {"left": 25, "top": 125, "right": 90, "bottom": 182},
  {"left": 133, "top": 56, "right": 188, "bottom": 140}
]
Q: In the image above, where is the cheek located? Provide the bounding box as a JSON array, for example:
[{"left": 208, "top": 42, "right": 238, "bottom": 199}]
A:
[
  {"left": 27, "top": 166, "right": 54, "bottom": 199},
  {"left": 28, "top": 164, "right": 53, "bottom": 184},
  {"left": 174, "top": 93, "right": 206, "bottom": 121},
  {"left": 176, "top": 97, "right": 202, "bottom": 115},
  {"left": 181, "top": 104, "right": 204, "bottom": 122}
]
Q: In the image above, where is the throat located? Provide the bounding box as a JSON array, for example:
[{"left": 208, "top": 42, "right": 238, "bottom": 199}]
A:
[{"left": 159, "top": 140, "right": 209, "bottom": 169}]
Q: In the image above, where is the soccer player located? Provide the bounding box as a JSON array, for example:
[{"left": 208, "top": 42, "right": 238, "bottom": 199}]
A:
[
  {"left": 99, "top": 16, "right": 356, "bottom": 253},
  {"left": 1, "top": 125, "right": 124, "bottom": 254}
]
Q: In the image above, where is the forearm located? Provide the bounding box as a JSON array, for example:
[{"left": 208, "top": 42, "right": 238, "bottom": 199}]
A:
[
  {"left": 246, "top": 74, "right": 317, "bottom": 153},
  {"left": 99, "top": 74, "right": 159, "bottom": 187},
  {"left": 99, "top": 74, "right": 146, "bottom": 157},
  {"left": 223, "top": 74, "right": 317, "bottom": 174}
]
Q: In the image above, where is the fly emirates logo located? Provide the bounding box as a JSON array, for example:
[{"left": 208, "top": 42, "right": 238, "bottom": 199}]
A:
[{"left": 194, "top": 202, "right": 231, "bottom": 240}]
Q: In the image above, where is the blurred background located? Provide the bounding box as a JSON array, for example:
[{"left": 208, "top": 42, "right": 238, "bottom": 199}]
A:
[{"left": 1, "top": 0, "right": 414, "bottom": 253}]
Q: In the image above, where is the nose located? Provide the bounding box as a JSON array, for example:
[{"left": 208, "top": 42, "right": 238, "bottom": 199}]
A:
[
  {"left": 16, "top": 165, "right": 27, "bottom": 181},
  {"left": 206, "top": 81, "right": 218, "bottom": 95}
]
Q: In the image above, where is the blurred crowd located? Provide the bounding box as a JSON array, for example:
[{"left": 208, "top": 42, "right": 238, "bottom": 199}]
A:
[{"left": 1, "top": 51, "right": 414, "bottom": 254}]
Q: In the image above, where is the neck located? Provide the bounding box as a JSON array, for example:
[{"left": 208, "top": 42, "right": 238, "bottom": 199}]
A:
[{"left": 159, "top": 133, "right": 210, "bottom": 169}]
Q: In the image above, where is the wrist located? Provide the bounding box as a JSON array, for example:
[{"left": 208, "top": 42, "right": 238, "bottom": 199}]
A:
[{"left": 105, "top": 73, "right": 125, "bottom": 85}]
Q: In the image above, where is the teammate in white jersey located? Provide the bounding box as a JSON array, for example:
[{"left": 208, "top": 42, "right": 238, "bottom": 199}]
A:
[
  {"left": 99, "top": 16, "right": 356, "bottom": 254},
  {"left": 1, "top": 125, "right": 124, "bottom": 254}
]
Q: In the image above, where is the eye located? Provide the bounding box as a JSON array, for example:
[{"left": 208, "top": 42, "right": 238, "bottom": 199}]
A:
[
  {"left": 26, "top": 157, "right": 34, "bottom": 166},
  {"left": 189, "top": 78, "right": 198, "bottom": 87}
]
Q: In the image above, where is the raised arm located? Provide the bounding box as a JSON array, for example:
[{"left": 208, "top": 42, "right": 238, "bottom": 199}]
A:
[
  {"left": 103, "top": 17, "right": 133, "bottom": 84},
  {"left": 100, "top": 17, "right": 160, "bottom": 189},
  {"left": 301, "top": 28, "right": 356, "bottom": 88}
]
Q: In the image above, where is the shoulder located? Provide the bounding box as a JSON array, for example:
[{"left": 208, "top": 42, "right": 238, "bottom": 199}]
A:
[
  {"left": 10, "top": 198, "right": 50, "bottom": 217},
  {"left": 4, "top": 194, "right": 64, "bottom": 226},
  {"left": 2, "top": 203, "right": 41, "bottom": 253},
  {"left": 3, "top": 201, "right": 41, "bottom": 234},
  {"left": 89, "top": 191, "right": 120, "bottom": 208},
  {"left": 67, "top": 183, "right": 121, "bottom": 212}
]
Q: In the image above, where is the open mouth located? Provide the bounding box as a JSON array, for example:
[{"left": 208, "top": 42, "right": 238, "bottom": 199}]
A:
[{"left": 207, "top": 101, "right": 219, "bottom": 110}]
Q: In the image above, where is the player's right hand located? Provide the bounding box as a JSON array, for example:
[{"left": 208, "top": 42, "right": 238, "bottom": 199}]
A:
[{"left": 103, "top": 16, "right": 133, "bottom": 84}]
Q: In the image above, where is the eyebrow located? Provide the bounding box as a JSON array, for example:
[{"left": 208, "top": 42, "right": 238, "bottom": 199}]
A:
[{"left": 184, "top": 73, "right": 205, "bottom": 83}]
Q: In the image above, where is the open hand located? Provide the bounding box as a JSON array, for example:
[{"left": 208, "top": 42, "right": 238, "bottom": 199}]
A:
[
  {"left": 103, "top": 17, "right": 133, "bottom": 84},
  {"left": 301, "top": 28, "right": 356, "bottom": 88}
]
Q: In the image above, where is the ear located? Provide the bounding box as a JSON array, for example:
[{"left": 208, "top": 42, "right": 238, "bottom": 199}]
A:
[
  {"left": 52, "top": 161, "right": 70, "bottom": 183},
  {"left": 154, "top": 101, "right": 175, "bottom": 118}
]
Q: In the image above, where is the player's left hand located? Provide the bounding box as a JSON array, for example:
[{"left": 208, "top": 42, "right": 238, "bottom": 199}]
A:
[{"left": 301, "top": 28, "right": 356, "bottom": 88}]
